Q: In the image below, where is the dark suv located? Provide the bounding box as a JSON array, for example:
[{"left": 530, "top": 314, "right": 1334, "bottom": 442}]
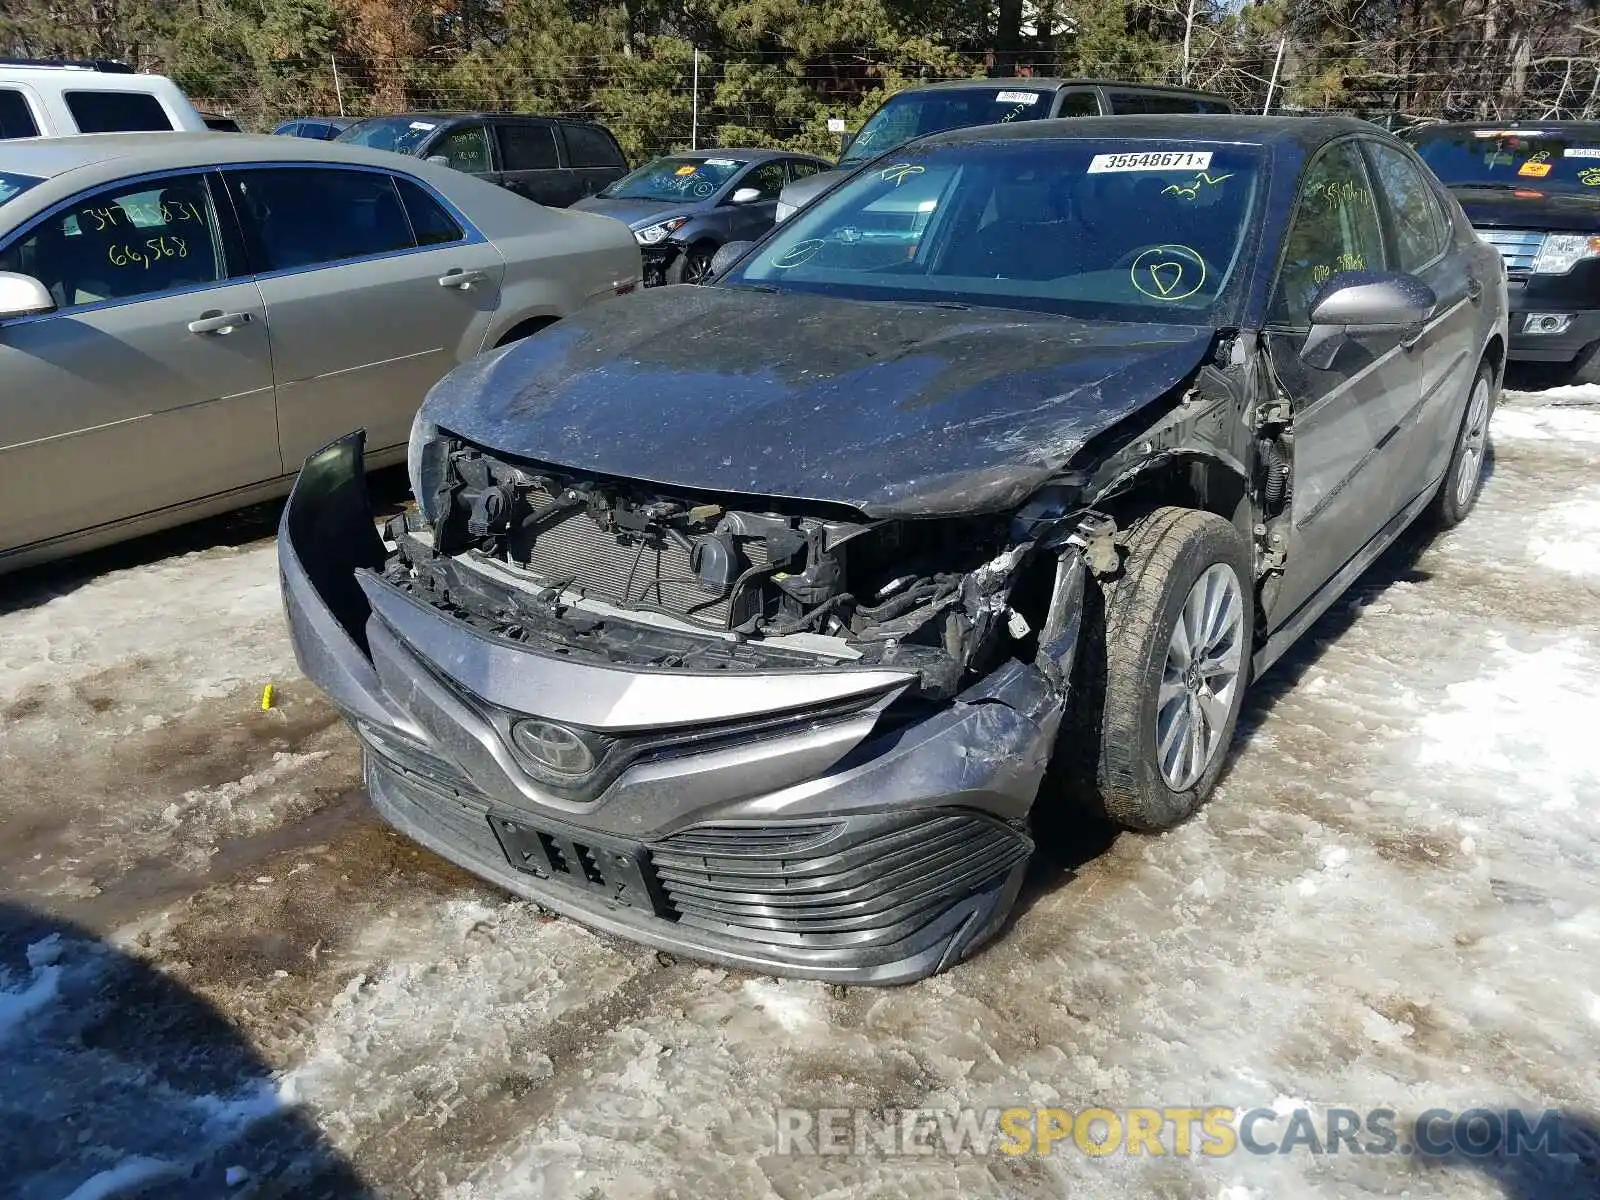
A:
[
  {"left": 336, "top": 112, "right": 629, "bottom": 208},
  {"left": 1407, "top": 121, "right": 1600, "bottom": 382},
  {"left": 776, "top": 78, "right": 1233, "bottom": 221}
]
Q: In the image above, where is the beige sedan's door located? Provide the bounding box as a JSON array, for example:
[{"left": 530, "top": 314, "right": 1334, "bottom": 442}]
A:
[
  {"left": 0, "top": 171, "right": 279, "bottom": 558},
  {"left": 223, "top": 166, "right": 506, "bottom": 469}
]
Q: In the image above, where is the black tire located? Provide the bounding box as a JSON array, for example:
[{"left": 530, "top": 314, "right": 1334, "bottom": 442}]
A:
[
  {"left": 667, "top": 243, "right": 716, "bottom": 285},
  {"left": 1568, "top": 341, "right": 1600, "bottom": 387},
  {"left": 1430, "top": 361, "right": 1496, "bottom": 529},
  {"left": 1068, "top": 507, "right": 1254, "bottom": 832}
]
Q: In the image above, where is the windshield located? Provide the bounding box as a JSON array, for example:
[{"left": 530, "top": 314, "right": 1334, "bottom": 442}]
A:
[
  {"left": 0, "top": 171, "right": 42, "bottom": 208},
  {"left": 721, "top": 138, "right": 1263, "bottom": 326},
  {"left": 599, "top": 155, "right": 749, "bottom": 200},
  {"left": 841, "top": 87, "right": 1055, "bottom": 166},
  {"left": 1412, "top": 129, "right": 1600, "bottom": 194},
  {"left": 334, "top": 116, "right": 441, "bottom": 155}
]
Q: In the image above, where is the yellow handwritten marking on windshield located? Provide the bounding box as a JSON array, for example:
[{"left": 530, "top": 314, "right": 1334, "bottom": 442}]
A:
[
  {"left": 108, "top": 235, "right": 188, "bottom": 269},
  {"left": 1130, "top": 244, "right": 1206, "bottom": 301},
  {"left": 1580, "top": 167, "right": 1600, "bottom": 187},
  {"left": 1519, "top": 151, "right": 1552, "bottom": 178},
  {"left": 1162, "top": 171, "right": 1234, "bottom": 200},
  {"left": 880, "top": 163, "right": 925, "bottom": 186}
]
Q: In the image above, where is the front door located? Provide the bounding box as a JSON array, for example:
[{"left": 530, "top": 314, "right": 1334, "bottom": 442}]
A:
[
  {"left": 1265, "top": 138, "right": 1424, "bottom": 626},
  {"left": 1362, "top": 139, "right": 1483, "bottom": 506},
  {"left": 722, "top": 158, "right": 790, "bottom": 241},
  {"left": 0, "top": 170, "right": 278, "bottom": 555},
  {"left": 224, "top": 165, "right": 505, "bottom": 469}
]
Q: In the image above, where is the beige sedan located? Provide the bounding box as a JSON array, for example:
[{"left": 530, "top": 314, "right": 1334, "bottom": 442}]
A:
[{"left": 0, "top": 132, "right": 640, "bottom": 573}]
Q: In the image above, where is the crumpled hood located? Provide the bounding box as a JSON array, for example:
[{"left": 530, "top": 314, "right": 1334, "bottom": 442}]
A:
[
  {"left": 569, "top": 195, "right": 689, "bottom": 228},
  {"left": 422, "top": 286, "right": 1216, "bottom": 517}
]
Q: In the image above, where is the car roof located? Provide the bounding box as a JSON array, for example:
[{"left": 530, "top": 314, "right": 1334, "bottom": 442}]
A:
[
  {"left": 0, "top": 131, "right": 481, "bottom": 182},
  {"left": 346, "top": 111, "right": 611, "bottom": 128},
  {"left": 656, "top": 147, "right": 827, "bottom": 161},
  {"left": 917, "top": 112, "right": 1381, "bottom": 152},
  {"left": 1406, "top": 120, "right": 1600, "bottom": 136},
  {"left": 908, "top": 78, "right": 1228, "bottom": 98}
]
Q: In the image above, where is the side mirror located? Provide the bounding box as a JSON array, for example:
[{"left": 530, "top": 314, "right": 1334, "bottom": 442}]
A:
[
  {"left": 729, "top": 187, "right": 762, "bottom": 205},
  {"left": 0, "top": 272, "right": 55, "bottom": 321},
  {"left": 708, "top": 240, "right": 756, "bottom": 280},
  {"left": 425, "top": 155, "right": 450, "bottom": 167},
  {"left": 1301, "top": 270, "right": 1436, "bottom": 370}
]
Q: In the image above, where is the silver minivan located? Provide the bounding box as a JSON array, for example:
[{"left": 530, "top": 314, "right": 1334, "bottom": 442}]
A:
[{"left": 0, "top": 133, "right": 640, "bottom": 573}]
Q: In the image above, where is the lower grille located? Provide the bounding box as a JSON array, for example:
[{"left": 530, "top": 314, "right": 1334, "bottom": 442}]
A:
[
  {"left": 520, "top": 485, "right": 770, "bottom": 627},
  {"left": 1476, "top": 227, "right": 1544, "bottom": 277},
  {"left": 649, "top": 812, "right": 1032, "bottom": 950}
]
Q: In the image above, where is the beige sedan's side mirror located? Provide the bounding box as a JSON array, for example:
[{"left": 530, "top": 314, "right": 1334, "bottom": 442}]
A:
[{"left": 0, "top": 272, "right": 54, "bottom": 321}]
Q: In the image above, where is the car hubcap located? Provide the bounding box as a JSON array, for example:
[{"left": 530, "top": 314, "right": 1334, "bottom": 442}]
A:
[
  {"left": 1156, "top": 563, "right": 1245, "bottom": 792},
  {"left": 1454, "top": 376, "right": 1491, "bottom": 508},
  {"left": 684, "top": 252, "right": 712, "bottom": 284}
]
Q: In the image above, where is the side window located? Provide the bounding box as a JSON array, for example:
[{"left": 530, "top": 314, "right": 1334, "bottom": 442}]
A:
[
  {"left": 742, "top": 161, "right": 788, "bottom": 200},
  {"left": 1271, "top": 141, "right": 1387, "bottom": 328},
  {"left": 788, "top": 159, "right": 823, "bottom": 183},
  {"left": 229, "top": 168, "right": 415, "bottom": 271},
  {"left": 0, "top": 173, "right": 227, "bottom": 309},
  {"left": 64, "top": 91, "right": 173, "bottom": 133},
  {"left": 497, "top": 123, "right": 560, "bottom": 171},
  {"left": 396, "top": 176, "right": 466, "bottom": 246},
  {"left": 431, "top": 124, "right": 492, "bottom": 174},
  {"left": 564, "top": 125, "right": 624, "bottom": 169},
  {"left": 0, "top": 89, "right": 40, "bottom": 138},
  {"left": 1056, "top": 91, "right": 1100, "bottom": 117},
  {"left": 1363, "top": 141, "right": 1449, "bottom": 272},
  {"left": 1106, "top": 91, "right": 1202, "bottom": 115}
]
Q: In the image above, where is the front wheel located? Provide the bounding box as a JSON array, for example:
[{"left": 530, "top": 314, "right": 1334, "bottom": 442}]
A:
[
  {"left": 667, "top": 244, "right": 716, "bottom": 285},
  {"left": 1070, "top": 507, "right": 1254, "bottom": 832}
]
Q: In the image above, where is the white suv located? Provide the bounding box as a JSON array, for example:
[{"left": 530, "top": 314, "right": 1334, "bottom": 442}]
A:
[{"left": 0, "top": 60, "right": 207, "bottom": 139}]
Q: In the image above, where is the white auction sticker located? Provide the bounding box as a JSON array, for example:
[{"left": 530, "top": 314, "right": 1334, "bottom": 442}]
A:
[
  {"left": 1564, "top": 148, "right": 1600, "bottom": 159},
  {"left": 409, "top": 121, "right": 437, "bottom": 131},
  {"left": 995, "top": 90, "right": 1042, "bottom": 105},
  {"left": 1088, "top": 151, "right": 1213, "bottom": 173}
]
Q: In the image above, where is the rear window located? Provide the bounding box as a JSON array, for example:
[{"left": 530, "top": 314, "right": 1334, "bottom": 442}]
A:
[
  {"left": 1107, "top": 91, "right": 1230, "bottom": 115},
  {"left": 64, "top": 90, "right": 174, "bottom": 133},
  {"left": 840, "top": 87, "right": 1056, "bottom": 166},
  {"left": 0, "top": 89, "right": 39, "bottom": 139},
  {"left": 563, "top": 124, "right": 624, "bottom": 169},
  {"left": 1411, "top": 128, "right": 1600, "bottom": 195},
  {"left": 0, "top": 170, "right": 43, "bottom": 208}
]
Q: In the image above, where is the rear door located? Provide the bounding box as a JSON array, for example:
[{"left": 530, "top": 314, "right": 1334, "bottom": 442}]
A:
[
  {"left": 560, "top": 124, "right": 628, "bottom": 202},
  {"left": 1361, "top": 138, "right": 1482, "bottom": 505},
  {"left": 224, "top": 164, "right": 505, "bottom": 468},
  {"left": 0, "top": 170, "right": 278, "bottom": 554},
  {"left": 1264, "top": 139, "right": 1425, "bottom": 625},
  {"left": 493, "top": 120, "right": 577, "bottom": 207}
]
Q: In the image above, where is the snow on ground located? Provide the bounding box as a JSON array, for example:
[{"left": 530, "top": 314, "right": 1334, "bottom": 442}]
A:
[{"left": 2, "top": 389, "right": 1598, "bottom": 1199}]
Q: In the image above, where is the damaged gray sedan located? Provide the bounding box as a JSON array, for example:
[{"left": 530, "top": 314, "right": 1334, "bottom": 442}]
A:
[{"left": 279, "top": 116, "right": 1506, "bottom": 983}]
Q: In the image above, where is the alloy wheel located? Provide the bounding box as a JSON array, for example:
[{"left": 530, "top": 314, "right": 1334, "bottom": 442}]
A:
[
  {"left": 1453, "top": 375, "right": 1491, "bottom": 509},
  {"left": 1155, "top": 562, "right": 1245, "bottom": 792}
]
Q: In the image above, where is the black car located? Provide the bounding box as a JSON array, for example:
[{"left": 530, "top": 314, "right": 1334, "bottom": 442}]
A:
[
  {"left": 280, "top": 116, "right": 1505, "bottom": 983},
  {"left": 273, "top": 115, "right": 356, "bottom": 140},
  {"left": 336, "top": 112, "right": 629, "bottom": 208},
  {"left": 572, "top": 149, "right": 831, "bottom": 285},
  {"left": 1406, "top": 121, "right": 1600, "bottom": 382},
  {"left": 777, "top": 78, "right": 1234, "bottom": 222}
]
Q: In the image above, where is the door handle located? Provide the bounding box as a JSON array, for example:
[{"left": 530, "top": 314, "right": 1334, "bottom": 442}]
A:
[
  {"left": 438, "top": 269, "right": 487, "bottom": 290},
  {"left": 188, "top": 311, "right": 251, "bottom": 335}
]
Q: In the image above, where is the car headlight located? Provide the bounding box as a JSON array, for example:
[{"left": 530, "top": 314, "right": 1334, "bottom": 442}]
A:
[
  {"left": 1531, "top": 234, "right": 1600, "bottom": 274},
  {"left": 407, "top": 413, "right": 447, "bottom": 523},
  {"left": 635, "top": 217, "right": 689, "bottom": 245}
]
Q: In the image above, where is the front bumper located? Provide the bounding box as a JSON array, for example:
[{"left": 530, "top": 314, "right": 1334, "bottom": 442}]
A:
[
  {"left": 1505, "top": 277, "right": 1600, "bottom": 363},
  {"left": 278, "top": 434, "right": 1081, "bottom": 983},
  {"left": 639, "top": 242, "right": 682, "bottom": 287}
]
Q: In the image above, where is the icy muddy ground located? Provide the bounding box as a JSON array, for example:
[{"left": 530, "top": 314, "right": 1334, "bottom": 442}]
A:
[{"left": 2, "top": 389, "right": 1599, "bottom": 1200}]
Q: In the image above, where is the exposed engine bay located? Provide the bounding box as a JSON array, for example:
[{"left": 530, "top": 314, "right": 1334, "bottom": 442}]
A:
[{"left": 381, "top": 435, "right": 1106, "bottom": 698}]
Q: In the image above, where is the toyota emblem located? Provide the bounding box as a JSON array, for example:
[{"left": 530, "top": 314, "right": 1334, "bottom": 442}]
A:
[{"left": 511, "top": 718, "right": 597, "bottom": 781}]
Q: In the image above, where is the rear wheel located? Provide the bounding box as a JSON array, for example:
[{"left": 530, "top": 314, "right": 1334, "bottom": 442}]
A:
[
  {"left": 668, "top": 243, "right": 716, "bottom": 285},
  {"left": 1430, "top": 362, "right": 1495, "bottom": 529},
  {"left": 1069, "top": 507, "right": 1253, "bottom": 832}
]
